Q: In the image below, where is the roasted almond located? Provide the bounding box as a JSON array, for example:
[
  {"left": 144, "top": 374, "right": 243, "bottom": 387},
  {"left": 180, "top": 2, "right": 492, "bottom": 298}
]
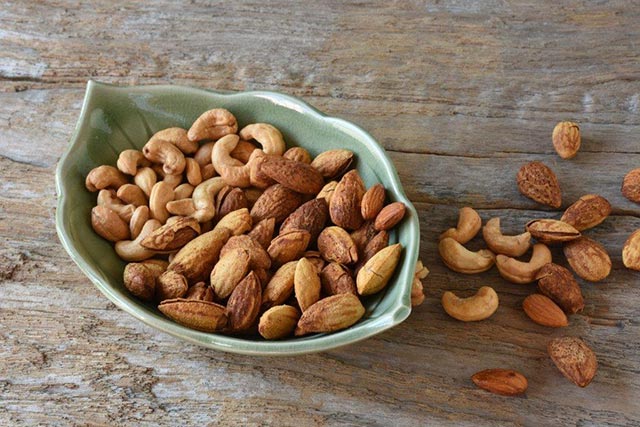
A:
[
  {"left": 622, "top": 229, "right": 640, "bottom": 271},
  {"left": 226, "top": 271, "right": 262, "bottom": 332},
  {"left": 294, "top": 258, "right": 321, "bottom": 312},
  {"left": 361, "top": 230, "right": 389, "bottom": 265},
  {"left": 548, "top": 337, "right": 597, "bottom": 387},
  {"left": 552, "top": 121, "right": 581, "bottom": 159},
  {"left": 210, "top": 248, "right": 250, "bottom": 299},
  {"left": 310, "top": 149, "right": 354, "bottom": 179},
  {"left": 350, "top": 221, "right": 378, "bottom": 255},
  {"left": 262, "top": 261, "right": 298, "bottom": 309},
  {"left": 294, "top": 293, "right": 365, "bottom": 336},
  {"left": 250, "top": 184, "right": 305, "bottom": 223},
  {"left": 258, "top": 305, "right": 300, "bottom": 340},
  {"left": 525, "top": 219, "right": 580, "bottom": 245},
  {"left": 471, "top": 369, "right": 528, "bottom": 396},
  {"left": 560, "top": 194, "right": 611, "bottom": 231},
  {"left": 361, "top": 184, "right": 385, "bottom": 220},
  {"left": 215, "top": 186, "right": 248, "bottom": 221},
  {"left": 123, "top": 263, "right": 156, "bottom": 301},
  {"left": 184, "top": 282, "right": 214, "bottom": 302},
  {"left": 356, "top": 244, "right": 402, "bottom": 296},
  {"left": 247, "top": 217, "right": 276, "bottom": 249},
  {"left": 221, "top": 234, "right": 272, "bottom": 270},
  {"left": 156, "top": 270, "right": 188, "bottom": 302},
  {"left": 158, "top": 298, "right": 227, "bottom": 332},
  {"left": 280, "top": 198, "right": 329, "bottom": 242},
  {"left": 260, "top": 156, "right": 324, "bottom": 195},
  {"left": 330, "top": 170, "right": 366, "bottom": 230},
  {"left": 517, "top": 161, "right": 562, "bottom": 208},
  {"left": 267, "top": 229, "right": 311, "bottom": 265},
  {"left": 622, "top": 168, "right": 640, "bottom": 203},
  {"left": 320, "top": 262, "right": 357, "bottom": 296},
  {"left": 537, "top": 263, "right": 584, "bottom": 314},
  {"left": 91, "top": 205, "right": 130, "bottom": 242},
  {"left": 374, "top": 202, "right": 406, "bottom": 231},
  {"left": 283, "top": 146, "right": 312, "bottom": 164},
  {"left": 141, "top": 216, "right": 200, "bottom": 251},
  {"left": 563, "top": 237, "right": 611, "bottom": 282},
  {"left": 316, "top": 181, "right": 338, "bottom": 204},
  {"left": 168, "top": 227, "right": 232, "bottom": 282},
  {"left": 522, "top": 294, "right": 568, "bottom": 327},
  {"left": 317, "top": 226, "right": 359, "bottom": 264}
]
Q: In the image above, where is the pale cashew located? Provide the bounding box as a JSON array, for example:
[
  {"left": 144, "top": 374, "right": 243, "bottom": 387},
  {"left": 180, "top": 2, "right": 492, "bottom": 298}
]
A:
[
  {"left": 248, "top": 150, "right": 276, "bottom": 189},
  {"left": 191, "top": 177, "right": 227, "bottom": 222},
  {"left": 496, "top": 243, "right": 552, "bottom": 284},
  {"left": 115, "top": 219, "right": 161, "bottom": 261},
  {"left": 185, "top": 158, "right": 202, "bottom": 186},
  {"left": 482, "top": 217, "right": 531, "bottom": 257},
  {"left": 239, "top": 123, "right": 286, "bottom": 156},
  {"left": 97, "top": 189, "right": 135, "bottom": 222},
  {"left": 85, "top": 165, "right": 128, "bottom": 192},
  {"left": 116, "top": 150, "right": 150, "bottom": 175},
  {"left": 130, "top": 205, "right": 150, "bottom": 239},
  {"left": 174, "top": 183, "right": 194, "bottom": 200},
  {"left": 149, "top": 181, "right": 175, "bottom": 224},
  {"left": 201, "top": 164, "right": 216, "bottom": 180},
  {"left": 230, "top": 140, "right": 258, "bottom": 163},
  {"left": 439, "top": 207, "right": 481, "bottom": 244},
  {"left": 149, "top": 127, "right": 198, "bottom": 154},
  {"left": 116, "top": 183, "right": 147, "bottom": 207},
  {"left": 211, "top": 134, "right": 251, "bottom": 187},
  {"left": 442, "top": 286, "right": 499, "bottom": 322},
  {"left": 162, "top": 173, "right": 183, "bottom": 189},
  {"left": 142, "top": 139, "right": 186, "bottom": 176},
  {"left": 166, "top": 198, "right": 196, "bottom": 217},
  {"left": 188, "top": 108, "right": 238, "bottom": 141},
  {"left": 439, "top": 237, "right": 495, "bottom": 274},
  {"left": 134, "top": 167, "right": 157, "bottom": 197},
  {"left": 194, "top": 141, "right": 215, "bottom": 166}
]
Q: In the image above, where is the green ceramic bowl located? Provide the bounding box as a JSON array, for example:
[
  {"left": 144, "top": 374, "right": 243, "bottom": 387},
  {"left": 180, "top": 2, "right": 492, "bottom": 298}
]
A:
[{"left": 56, "top": 81, "right": 420, "bottom": 355}]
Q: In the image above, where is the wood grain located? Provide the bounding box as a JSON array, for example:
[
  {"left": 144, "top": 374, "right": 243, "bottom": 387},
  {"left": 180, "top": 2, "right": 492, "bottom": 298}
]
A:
[{"left": 1, "top": 0, "right": 640, "bottom": 425}]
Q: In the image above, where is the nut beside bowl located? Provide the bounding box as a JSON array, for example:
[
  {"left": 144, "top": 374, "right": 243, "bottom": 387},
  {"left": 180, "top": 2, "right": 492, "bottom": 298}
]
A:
[{"left": 55, "top": 81, "right": 420, "bottom": 355}]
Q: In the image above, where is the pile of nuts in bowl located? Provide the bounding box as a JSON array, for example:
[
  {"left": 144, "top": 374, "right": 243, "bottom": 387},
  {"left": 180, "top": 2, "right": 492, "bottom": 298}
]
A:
[
  {"left": 85, "top": 108, "right": 427, "bottom": 340},
  {"left": 438, "top": 120, "right": 640, "bottom": 395}
]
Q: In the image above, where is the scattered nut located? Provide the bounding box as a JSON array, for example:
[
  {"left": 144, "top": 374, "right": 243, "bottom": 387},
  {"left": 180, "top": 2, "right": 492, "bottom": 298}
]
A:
[
  {"left": 563, "top": 237, "right": 611, "bottom": 282},
  {"left": 482, "top": 217, "right": 531, "bottom": 257},
  {"left": 517, "top": 161, "right": 562, "bottom": 208},
  {"left": 552, "top": 121, "right": 581, "bottom": 159},
  {"left": 441, "top": 286, "right": 499, "bottom": 322},
  {"left": 440, "top": 207, "right": 482, "bottom": 244},
  {"left": 439, "top": 237, "right": 495, "bottom": 274},
  {"left": 471, "top": 369, "right": 528, "bottom": 396},
  {"left": 548, "top": 337, "right": 597, "bottom": 387},
  {"left": 495, "top": 243, "right": 552, "bottom": 284}
]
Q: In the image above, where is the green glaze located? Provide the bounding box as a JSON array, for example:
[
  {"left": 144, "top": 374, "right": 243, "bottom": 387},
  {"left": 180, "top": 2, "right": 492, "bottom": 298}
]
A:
[{"left": 55, "top": 81, "right": 420, "bottom": 355}]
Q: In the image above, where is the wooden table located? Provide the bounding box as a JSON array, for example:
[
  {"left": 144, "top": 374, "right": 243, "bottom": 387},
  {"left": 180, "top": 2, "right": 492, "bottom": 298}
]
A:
[{"left": 2, "top": 1, "right": 639, "bottom": 425}]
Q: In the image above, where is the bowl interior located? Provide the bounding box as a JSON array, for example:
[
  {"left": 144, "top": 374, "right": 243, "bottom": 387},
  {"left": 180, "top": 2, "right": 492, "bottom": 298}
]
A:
[{"left": 56, "top": 81, "right": 420, "bottom": 355}]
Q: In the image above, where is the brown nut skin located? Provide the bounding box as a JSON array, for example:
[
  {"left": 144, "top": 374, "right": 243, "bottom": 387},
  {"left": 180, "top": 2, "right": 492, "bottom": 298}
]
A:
[
  {"left": 561, "top": 194, "right": 611, "bottom": 231},
  {"left": 536, "top": 263, "right": 584, "bottom": 314},
  {"left": 517, "top": 161, "right": 562, "bottom": 208},
  {"left": 320, "top": 263, "right": 357, "bottom": 296},
  {"left": 361, "top": 184, "right": 385, "bottom": 221},
  {"left": 123, "top": 263, "right": 156, "bottom": 301},
  {"left": 140, "top": 216, "right": 200, "bottom": 252},
  {"left": 548, "top": 337, "right": 597, "bottom": 387},
  {"left": 267, "top": 229, "right": 311, "bottom": 265},
  {"left": 317, "top": 226, "right": 359, "bottom": 265},
  {"left": 310, "top": 149, "right": 354, "bottom": 179},
  {"left": 552, "top": 121, "right": 581, "bottom": 159},
  {"left": 155, "top": 270, "right": 188, "bottom": 302},
  {"left": 250, "top": 184, "right": 306, "bottom": 224},
  {"left": 158, "top": 299, "right": 228, "bottom": 332},
  {"left": 258, "top": 305, "right": 300, "bottom": 340},
  {"left": 280, "top": 198, "right": 329, "bottom": 243},
  {"left": 226, "top": 271, "right": 262, "bottom": 333},
  {"left": 563, "top": 237, "right": 611, "bottom": 282},
  {"left": 330, "top": 170, "right": 366, "bottom": 230},
  {"left": 439, "top": 207, "right": 482, "bottom": 244},
  {"left": 522, "top": 294, "right": 568, "bottom": 328},
  {"left": 184, "top": 282, "right": 214, "bottom": 302},
  {"left": 525, "top": 219, "right": 580, "bottom": 245},
  {"left": 294, "top": 293, "right": 365, "bottom": 336},
  {"left": 92, "top": 205, "right": 131, "bottom": 242},
  {"left": 260, "top": 156, "right": 325, "bottom": 195},
  {"left": 622, "top": 168, "right": 640, "bottom": 203},
  {"left": 283, "top": 146, "right": 312, "bottom": 164},
  {"left": 374, "top": 202, "right": 406, "bottom": 231},
  {"left": 471, "top": 369, "right": 528, "bottom": 396},
  {"left": 248, "top": 217, "right": 276, "bottom": 249},
  {"left": 623, "top": 229, "right": 640, "bottom": 271}
]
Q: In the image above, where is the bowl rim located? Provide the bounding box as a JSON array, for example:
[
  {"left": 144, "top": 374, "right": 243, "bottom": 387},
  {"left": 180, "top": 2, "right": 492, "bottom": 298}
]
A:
[{"left": 55, "top": 80, "right": 420, "bottom": 356}]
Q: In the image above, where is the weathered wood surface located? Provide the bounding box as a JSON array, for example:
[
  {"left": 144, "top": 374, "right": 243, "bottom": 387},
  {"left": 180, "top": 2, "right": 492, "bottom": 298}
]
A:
[{"left": 1, "top": 1, "right": 640, "bottom": 425}]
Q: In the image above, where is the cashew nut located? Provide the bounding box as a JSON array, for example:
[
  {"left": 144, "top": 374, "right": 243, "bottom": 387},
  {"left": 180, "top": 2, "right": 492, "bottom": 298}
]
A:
[
  {"left": 442, "top": 286, "right": 499, "bottom": 321},
  {"left": 116, "top": 183, "right": 147, "bottom": 207},
  {"left": 166, "top": 198, "right": 196, "bottom": 217},
  {"left": 134, "top": 167, "right": 157, "bottom": 197},
  {"left": 142, "top": 138, "right": 186, "bottom": 176},
  {"left": 194, "top": 141, "right": 215, "bottom": 166},
  {"left": 115, "top": 219, "right": 161, "bottom": 261},
  {"left": 97, "top": 189, "right": 135, "bottom": 222},
  {"left": 496, "top": 243, "right": 552, "bottom": 284},
  {"left": 185, "top": 158, "right": 202, "bottom": 186},
  {"left": 230, "top": 140, "right": 258, "bottom": 163},
  {"left": 85, "top": 165, "right": 128, "bottom": 192},
  {"left": 149, "top": 181, "right": 175, "bottom": 224},
  {"left": 188, "top": 108, "right": 238, "bottom": 141},
  {"left": 439, "top": 237, "right": 495, "bottom": 274},
  {"left": 439, "top": 207, "right": 481, "bottom": 244},
  {"left": 130, "top": 205, "right": 150, "bottom": 239},
  {"left": 116, "top": 150, "right": 150, "bottom": 175},
  {"left": 174, "top": 183, "right": 194, "bottom": 200},
  {"left": 149, "top": 127, "right": 198, "bottom": 155},
  {"left": 238, "top": 123, "right": 286, "bottom": 156},
  {"left": 191, "top": 177, "right": 227, "bottom": 222},
  {"left": 201, "top": 164, "right": 216, "bottom": 180},
  {"left": 162, "top": 173, "right": 183, "bottom": 189},
  {"left": 482, "top": 217, "right": 532, "bottom": 257},
  {"left": 211, "top": 134, "right": 251, "bottom": 187}
]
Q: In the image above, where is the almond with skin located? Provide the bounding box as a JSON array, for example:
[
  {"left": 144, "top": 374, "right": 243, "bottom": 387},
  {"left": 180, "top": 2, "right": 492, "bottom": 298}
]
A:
[
  {"left": 123, "top": 263, "right": 156, "bottom": 301},
  {"left": 215, "top": 186, "right": 248, "bottom": 222},
  {"left": 361, "top": 230, "right": 389, "bottom": 265},
  {"left": 316, "top": 181, "right": 338, "bottom": 204},
  {"left": 158, "top": 298, "right": 228, "bottom": 332},
  {"left": 561, "top": 194, "right": 611, "bottom": 231},
  {"left": 283, "top": 146, "right": 312, "bottom": 164},
  {"left": 330, "top": 170, "right": 366, "bottom": 230},
  {"left": 262, "top": 261, "right": 298, "bottom": 309},
  {"left": 525, "top": 219, "right": 580, "bottom": 245},
  {"left": 522, "top": 294, "right": 568, "bottom": 327},
  {"left": 622, "top": 168, "right": 640, "bottom": 203},
  {"left": 361, "top": 184, "right": 385, "bottom": 220},
  {"left": 280, "top": 198, "right": 329, "bottom": 242},
  {"left": 320, "top": 262, "right": 357, "bottom": 296},
  {"left": 168, "top": 227, "right": 232, "bottom": 282},
  {"left": 310, "top": 149, "right": 354, "bottom": 179},
  {"left": 537, "top": 263, "right": 584, "bottom": 314},
  {"left": 552, "top": 121, "right": 581, "bottom": 159},
  {"left": 294, "top": 258, "right": 321, "bottom": 312},
  {"left": 294, "top": 293, "right": 365, "bottom": 336},
  {"left": 248, "top": 217, "right": 276, "bottom": 249},
  {"left": 210, "top": 248, "right": 250, "bottom": 299},
  {"left": 548, "top": 337, "right": 597, "bottom": 387},
  {"left": 563, "top": 237, "right": 611, "bottom": 282},
  {"left": 374, "top": 202, "right": 406, "bottom": 231},
  {"left": 226, "top": 271, "right": 262, "bottom": 332},
  {"left": 91, "top": 205, "right": 130, "bottom": 242},
  {"left": 267, "top": 229, "right": 311, "bottom": 264},
  {"left": 623, "top": 229, "right": 640, "bottom": 271},
  {"left": 141, "top": 216, "right": 200, "bottom": 251},
  {"left": 350, "top": 221, "right": 378, "bottom": 255},
  {"left": 250, "top": 184, "right": 305, "bottom": 223},
  {"left": 357, "top": 243, "right": 402, "bottom": 296},
  {"left": 302, "top": 251, "right": 326, "bottom": 273},
  {"left": 258, "top": 305, "right": 300, "bottom": 340},
  {"left": 184, "top": 282, "right": 214, "bottom": 302},
  {"left": 317, "top": 226, "right": 359, "bottom": 264},
  {"left": 517, "top": 161, "right": 562, "bottom": 208},
  {"left": 260, "top": 156, "right": 324, "bottom": 195},
  {"left": 471, "top": 369, "right": 528, "bottom": 396},
  {"left": 221, "top": 234, "right": 272, "bottom": 270},
  {"left": 155, "top": 270, "right": 189, "bottom": 302}
]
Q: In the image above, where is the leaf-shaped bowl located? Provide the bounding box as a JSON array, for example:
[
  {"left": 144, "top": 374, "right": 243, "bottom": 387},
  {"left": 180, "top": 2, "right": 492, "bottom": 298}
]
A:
[{"left": 55, "top": 81, "right": 420, "bottom": 355}]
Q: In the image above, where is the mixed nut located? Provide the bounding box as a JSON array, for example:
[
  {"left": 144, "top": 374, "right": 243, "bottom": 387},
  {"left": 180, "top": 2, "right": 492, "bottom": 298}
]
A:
[{"left": 85, "top": 108, "right": 427, "bottom": 340}]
